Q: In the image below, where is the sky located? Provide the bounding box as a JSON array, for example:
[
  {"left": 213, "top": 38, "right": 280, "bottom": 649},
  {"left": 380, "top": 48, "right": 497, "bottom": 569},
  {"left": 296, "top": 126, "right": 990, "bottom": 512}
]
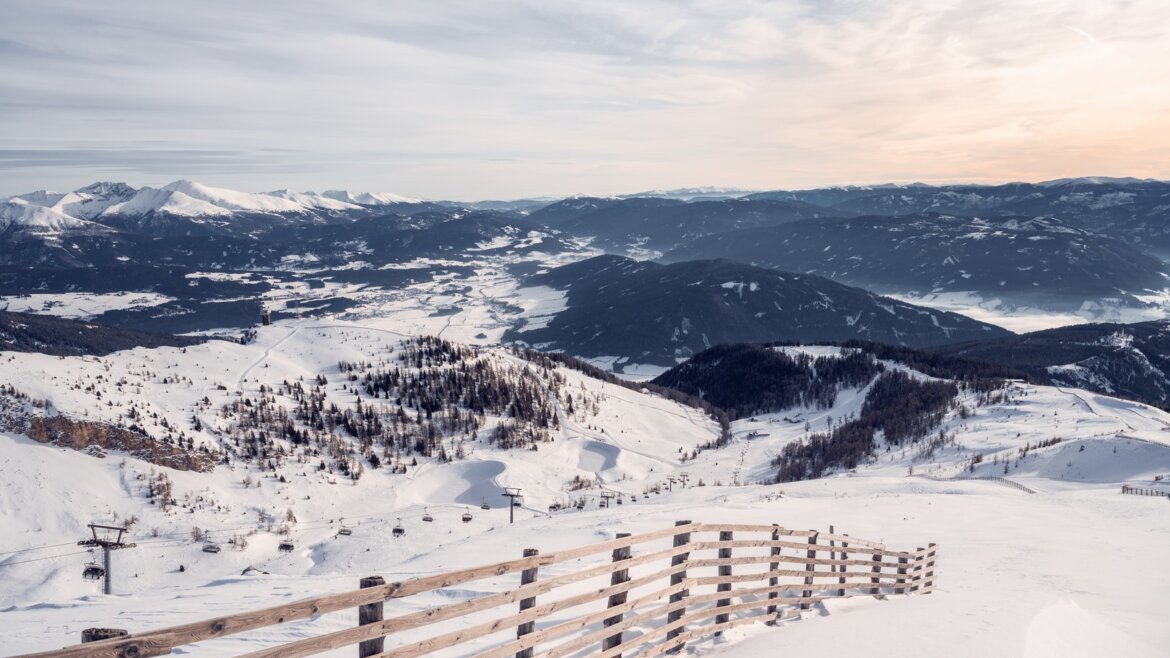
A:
[{"left": 2, "top": 0, "right": 1170, "bottom": 199}]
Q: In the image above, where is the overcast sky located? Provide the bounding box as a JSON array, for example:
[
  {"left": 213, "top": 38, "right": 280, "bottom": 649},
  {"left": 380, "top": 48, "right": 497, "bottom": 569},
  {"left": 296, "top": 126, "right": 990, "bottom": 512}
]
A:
[{"left": 3, "top": 0, "right": 1169, "bottom": 199}]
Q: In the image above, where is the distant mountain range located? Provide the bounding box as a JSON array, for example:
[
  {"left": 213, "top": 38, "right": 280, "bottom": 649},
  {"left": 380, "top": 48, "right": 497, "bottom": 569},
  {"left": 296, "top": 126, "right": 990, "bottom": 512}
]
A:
[
  {"left": 507, "top": 255, "right": 1009, "bottom": 365},
  {"left": 664, "top": 213, "right": 1168, "bottom": 308},
  {"left": 5, "top": 176, "right": 1170, "bottom": 334},
  {"left": 525, "top": 196, "right": 826, "bottom": 254}
]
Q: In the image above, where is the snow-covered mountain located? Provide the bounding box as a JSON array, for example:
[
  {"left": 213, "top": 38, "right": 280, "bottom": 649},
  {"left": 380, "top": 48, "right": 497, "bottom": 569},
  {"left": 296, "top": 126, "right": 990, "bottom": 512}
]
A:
[
  {"left": 320, "top": 189, "right": 423, "bottom": 205},
  {"left": 1, "top": 180, "right": 426, "bottom": 228},
  {"left": 0, "top": 197, "right": 112, "bottom": 235},
  {"left": 508, "top": 255, "right": 1010, "bottom": 366}
]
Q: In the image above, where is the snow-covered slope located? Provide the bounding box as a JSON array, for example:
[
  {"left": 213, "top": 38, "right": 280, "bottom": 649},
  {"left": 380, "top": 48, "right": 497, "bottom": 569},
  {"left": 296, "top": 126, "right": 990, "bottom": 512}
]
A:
[
  {"left": 321, "top": 189, "right": 422, "bottom": 205},
  {"left": 0, "top": 198, "right": 111, "bottom": 235},
  {"left": 104, "top": 184, "right": 234, "bottom": 217},
  {"left": 2, "top": 326, "right": 1170, "bottom": 655}
]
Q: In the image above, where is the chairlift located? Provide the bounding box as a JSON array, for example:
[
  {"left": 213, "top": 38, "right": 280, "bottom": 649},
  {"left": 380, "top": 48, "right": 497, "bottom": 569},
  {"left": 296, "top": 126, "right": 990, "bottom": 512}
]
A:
[
  {"left": 422, "top": 507, "right": 434, "bottom": 523},
  {"left": 202, "top": 541, "right": 221, "bottom": 554},
  {"left": 337, "top": 526, "right": 353, "bottom": 537},
  {"left": 480, "top": 498, "right": 490, "bottom": 511},
  {"left": 278, "top": 541, "right": 295, "bottom": 553},
  {"left": 82, "top": 552, "right": 105, "bottom": 581},
  {"left": 392, "top": 517, "right": 405, "bottom": 538},
  {"left": 461, "top": 508, "right": 473, "bottom": 523}
]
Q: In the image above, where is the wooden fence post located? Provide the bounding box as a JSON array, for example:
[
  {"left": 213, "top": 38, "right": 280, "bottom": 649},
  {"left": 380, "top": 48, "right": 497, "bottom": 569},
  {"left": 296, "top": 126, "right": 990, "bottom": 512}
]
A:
[
  {"left": 714, "top": 530, "right": 733, "bottom": 634},
  {"left": 516, "top": 548, "right": 540, "bottom": 658},
  {"left": 838, "top": 535, "right": 848, "bottom": 597},
  {"left": 870, "top": 551, "right": 882, "bottom": 595},
  {"left": 801, "top": 531, "right": 817, "bottom": 610},
  {"left": 896, "top": 554, "right": 909, "bottom": 594},
  {"left": 665, "top": 520, "right": 692, "bottom": 653},
  {"left": 828, "top": 525, "right": 836, "bottom": 584},
  {"left": 920, "top": 543, "right": 937, "bottom": 595},
  {"left": 358, "top": 576, "right": 385, "bottom": 658},
  {"left": 82, "top": 629, "right": 128, "bottom": 644},
  {"left": 602, "top": 533, "right": 632, "bottom": 655},
  {"left": 766, "top": 525, "right": 781, "bottom": 619},
  {"left": 909, "top": 546, "right": 925, "bottom": 594}
]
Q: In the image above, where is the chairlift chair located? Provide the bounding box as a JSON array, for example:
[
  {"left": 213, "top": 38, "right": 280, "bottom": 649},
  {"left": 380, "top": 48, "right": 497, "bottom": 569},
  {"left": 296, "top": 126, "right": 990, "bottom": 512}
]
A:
[
  {"left": 202, "top": 541, "right": 221, "bottom": 554},
  {"left": 337, "top": 526, "right": 352, "bottom": 537},
  {"left": 422, "top": 507, "right": 434, "bottom": 523},
  {"left": 480, "top": 498, "right": 490, "bottom": 510},
  {"left": 392, "top": 518, "right": 405, "bottom": 538},
  {"left": 278, "top": 541, "right": 295, "bottom": 553},
  {"left": 82, "top": 552, "right": 105, "bottom": 580},
  {"left": 461, "top": 508, "right": 473, "bottom": 523}
]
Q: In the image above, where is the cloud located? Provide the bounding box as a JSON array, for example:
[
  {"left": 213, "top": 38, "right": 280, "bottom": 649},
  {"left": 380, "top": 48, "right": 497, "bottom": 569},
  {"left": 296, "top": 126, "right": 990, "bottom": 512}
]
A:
[{"left": 2, "top": 0, "right": 1169, "bottom": 197}]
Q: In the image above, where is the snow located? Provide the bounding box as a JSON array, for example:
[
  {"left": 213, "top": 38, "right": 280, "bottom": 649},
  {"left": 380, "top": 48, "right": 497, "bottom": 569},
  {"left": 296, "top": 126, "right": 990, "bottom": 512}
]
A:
[
  {"left": 4, "top": 180, "right": 423, "bottom": 224},
  {"left": 267, "top": 189, "right": 363, "bottom": 211},
  {"left": 2, "top": 208, "right": 1170, "bottom": 655},
  {"left": 0, "top": 292, "right": 175, "bottom": 319},
  {"left": 0, "top": 198, "right": 107, "bottom": 234},
  {"left": 886, "top": 290, "right": 1170, "bottom": 333},
  {"left": 106, "top": 185, "right": 233, "bottom": 217},
  {"left": 160, "top": 180, "right": 307, "bottom": 214},
  {"left": 321, "top": 189, "right": 422, "bottom": 205},
  {"left": 511, "top": 285, "right": 569, "bottom": 332}
]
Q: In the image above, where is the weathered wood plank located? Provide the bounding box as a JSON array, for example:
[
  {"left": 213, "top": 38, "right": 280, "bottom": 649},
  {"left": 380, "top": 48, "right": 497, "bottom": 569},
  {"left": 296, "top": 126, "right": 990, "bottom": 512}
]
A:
[
  {"left": 664, "top": 520, "right": 692, "bottom": 654},
  {"left": 358, "top": 576, "right": 386, "bottom": 658},
  {"left": 602, "top": 533, "right": 632, "bottom": 655}
]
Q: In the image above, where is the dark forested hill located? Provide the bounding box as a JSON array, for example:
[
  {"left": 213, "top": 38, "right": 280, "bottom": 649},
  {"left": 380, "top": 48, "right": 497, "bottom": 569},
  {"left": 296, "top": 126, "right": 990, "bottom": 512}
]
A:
[
  {"left": 0, "top": 311, "right": 208, "bottom": 356},
  {"left": 507, "top": 256, "right": 1010, "bottom": 365},
  {"left": 936, "top": 320, "right": 1170, "bottom": 410},
  {"left": 664, "top": 214, "right": 1167, "bottom": 308}
]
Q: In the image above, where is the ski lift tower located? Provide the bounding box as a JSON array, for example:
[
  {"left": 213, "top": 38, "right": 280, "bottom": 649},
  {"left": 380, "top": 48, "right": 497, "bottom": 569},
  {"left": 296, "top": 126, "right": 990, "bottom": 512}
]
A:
[
  {"left": 502, "top": 487, "right": 523, "bottom": 524},
  {"left": 77, "top": 523, "right": 136, "bottom": 595}
]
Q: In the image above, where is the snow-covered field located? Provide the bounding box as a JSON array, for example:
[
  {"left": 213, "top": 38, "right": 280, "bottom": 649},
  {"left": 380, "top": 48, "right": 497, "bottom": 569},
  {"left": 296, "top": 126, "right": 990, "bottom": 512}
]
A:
[
  {"left": 887, "top": 290, "right": 1170, "bottom": 333},
  {"left": 3, "top": 323, "right": 1170, "bottom": 656},
  {"left": 0, "top": 292, "right": 175, "bottom": 319}
]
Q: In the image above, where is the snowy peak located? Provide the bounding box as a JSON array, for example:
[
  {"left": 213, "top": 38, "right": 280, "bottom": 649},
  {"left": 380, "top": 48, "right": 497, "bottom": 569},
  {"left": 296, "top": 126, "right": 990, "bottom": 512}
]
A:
[
  {"left": 0, "top": 198, "right": 111, "bottom": 234},
  {"left": 106, "top": 185, "right": 233, "bottom": 218},
  {"left": 266, "top": 189, "right": 362, "bottom": 211},
  {"left": 2, "top": 181, "right": 426, "bottom": 227},
  {"left": 7, "top": 189, "right": 67, "bottom": 207},
  {"left": 320, "top": 189, "right": 423, "bottom": 206},
  {"left": 50, "top": 181, "right": 139, "bottom": 219},
  {"left": 157, "top": 180, "right": 307, "bottom": 214}
]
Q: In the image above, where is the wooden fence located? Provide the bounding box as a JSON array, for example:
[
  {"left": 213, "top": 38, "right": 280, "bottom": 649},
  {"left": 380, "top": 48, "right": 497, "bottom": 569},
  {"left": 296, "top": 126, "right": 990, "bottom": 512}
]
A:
[
  {"left": 1121, "top": 484, "right": 1169, "bottom": 498},
  {"left": 14, "top": 521, "right": 937, "bottom": 658},
  {"left": 914, "top": 473, "right": 1036, "bottom": 494}
]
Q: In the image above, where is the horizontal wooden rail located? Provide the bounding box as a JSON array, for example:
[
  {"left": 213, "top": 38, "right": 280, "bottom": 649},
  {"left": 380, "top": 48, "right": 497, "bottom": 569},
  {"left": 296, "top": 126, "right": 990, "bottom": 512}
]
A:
[{"left": 15, "top": 521, "right": 936, "bottom": 658}]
